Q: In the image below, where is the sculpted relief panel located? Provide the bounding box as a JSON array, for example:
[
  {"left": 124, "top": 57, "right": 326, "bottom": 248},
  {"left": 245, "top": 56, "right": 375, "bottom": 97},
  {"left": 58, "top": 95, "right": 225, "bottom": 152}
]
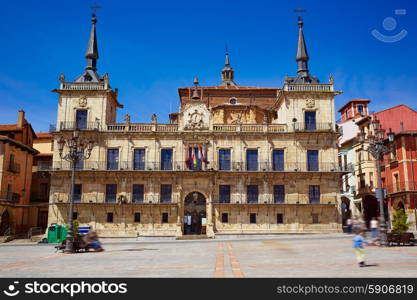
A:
[{"left": 180, "top": 103, "right": 210, "bottom": 130}]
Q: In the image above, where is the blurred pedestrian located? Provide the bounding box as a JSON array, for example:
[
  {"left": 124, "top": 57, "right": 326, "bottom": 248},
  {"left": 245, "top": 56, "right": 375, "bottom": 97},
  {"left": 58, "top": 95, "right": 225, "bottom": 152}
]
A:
[
  {"left": 353, "top": 230, "right": 369, "bottom": 267},
  {"left": 359, "top": 216, "right": 366, "bottom": 230},
  {"left": 84, "top": 231, "right": 103, "bottom": 252},
  {"left": 370, "top": 217, "right": 379, "bottom": 240},
  {"left": 346, "top": 217, "right": 353, "bottom": 233}
]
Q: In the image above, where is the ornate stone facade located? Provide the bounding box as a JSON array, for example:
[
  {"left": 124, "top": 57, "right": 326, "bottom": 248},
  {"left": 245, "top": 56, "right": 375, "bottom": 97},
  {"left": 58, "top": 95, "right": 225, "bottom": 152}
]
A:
[{"left": 47, "top": 14, "right": 345, "bottom": 237}]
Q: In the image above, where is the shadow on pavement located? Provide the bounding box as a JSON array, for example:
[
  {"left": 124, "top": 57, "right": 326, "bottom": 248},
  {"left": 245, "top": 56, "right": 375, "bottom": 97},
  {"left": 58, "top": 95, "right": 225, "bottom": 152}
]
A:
[{"left": 363, "top": 264, "right": 379, "bottom": 267}]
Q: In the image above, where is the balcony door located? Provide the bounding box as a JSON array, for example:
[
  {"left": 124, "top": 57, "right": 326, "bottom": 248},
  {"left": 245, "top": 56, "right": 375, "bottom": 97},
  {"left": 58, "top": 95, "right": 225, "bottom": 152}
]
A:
[
  {"left": 272, "top": 150, "right": 284, "bottom": 171},
  {"left": 76, "top": 110, "right": 88, "bottom": 130},
  {"left": 107, "top": 149, "right": 119, "bottom": 170},
  {"left": 133, "top": 149, "right": 145, "bottom": 170},
  {"left": 161, "top": 149, "right": 173, "bottom": 170},
  {"left": 305, "top": 111, "right": 316, "bottom": 130},
  {"left": 307, "top": 150, "right": 319, "bottom": 171},
  {"left": 246, "top": 150, "right": 258, "bottom": 171},
  {"left": 219, "top": 149, "right": 231, "bottom": 171}
]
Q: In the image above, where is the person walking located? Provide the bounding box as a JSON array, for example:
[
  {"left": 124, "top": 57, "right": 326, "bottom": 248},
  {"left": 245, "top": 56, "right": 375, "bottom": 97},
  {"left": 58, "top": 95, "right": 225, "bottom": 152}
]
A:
[
  {"left": 346, "top": 217, "right": 353, "bottom": 234},
  {"left": 370, "top": 217, "right": 379, "bottom": 240},
  {"left": 353, "top": 230, "right": 369, "bottom": 267}
]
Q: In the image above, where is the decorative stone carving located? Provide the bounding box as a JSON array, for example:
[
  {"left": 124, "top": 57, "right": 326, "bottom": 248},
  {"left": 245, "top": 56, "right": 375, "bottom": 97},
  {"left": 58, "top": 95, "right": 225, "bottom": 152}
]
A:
[
  {"left": 151, "top": 113, "right": 157, "bottom": 123},
  {"left": 182, "top": 103, "right": 209, "bottom": 131},
  {"left": 306, "top": 99, "right": 315, "bottom": 108},
  {"left": 124, "top": 113, "right": 131, "bottom": 124},
  {"left": 79, "top": 96, "right": 87, "bottom": 107}
]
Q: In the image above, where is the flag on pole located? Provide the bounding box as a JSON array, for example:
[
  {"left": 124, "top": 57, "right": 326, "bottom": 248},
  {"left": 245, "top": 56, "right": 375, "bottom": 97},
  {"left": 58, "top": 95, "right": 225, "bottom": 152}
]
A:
[
  {"left": 197, "top": 146, "right": 202, "bottom": 161},
  {"left": 192, "top": 147, "right": 197, "bottom": 167}
]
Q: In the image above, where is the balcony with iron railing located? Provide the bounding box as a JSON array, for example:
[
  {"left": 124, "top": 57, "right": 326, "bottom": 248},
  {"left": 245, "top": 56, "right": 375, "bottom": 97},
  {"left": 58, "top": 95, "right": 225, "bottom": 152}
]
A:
[
  {"left": 385, "top": 181, "right": 417, "bottom": 194},
  {"left": 6, "top": 162, "right": 20, "bottom": 174},
  {"left": 50, "top": 122, "right": 337, "bottom": 134},
  {"left": 0, "top": 191, "right": 20, "bottom": 203},
  {"left": 212, "top": 196, "right": 337, "bottom": 205},
  {"left": 56, "top": 194, "right": 180, "bottom": 204},
  {"left": 51, "top": 121, "right": 101, "bottom": 132},
  {"left": 292, "top": 122, "right": 335, "bottom": 132},
  {"left": 30, "top": 193, "right": 49, "bottom": 203},
  {"left": 37, "top": 161, "right": 52, "bottom": 171},
  {"left": 50, "top": 160, "right": 349, "bottom": 173}
]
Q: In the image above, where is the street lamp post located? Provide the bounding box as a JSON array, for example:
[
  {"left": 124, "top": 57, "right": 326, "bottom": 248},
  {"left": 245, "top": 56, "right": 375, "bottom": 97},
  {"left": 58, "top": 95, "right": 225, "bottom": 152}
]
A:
[
  {"left": 57, "top": 130, "right": 94, "bottom": 253},
  {"left": 358, "top": 120, "right": 395, "bottom": 246}
]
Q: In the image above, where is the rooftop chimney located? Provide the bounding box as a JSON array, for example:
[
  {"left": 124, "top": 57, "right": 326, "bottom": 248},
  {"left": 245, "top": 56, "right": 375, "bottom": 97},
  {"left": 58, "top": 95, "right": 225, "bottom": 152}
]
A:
[{"left": 17, "top": 110, "right": 25, "bottom": 128}]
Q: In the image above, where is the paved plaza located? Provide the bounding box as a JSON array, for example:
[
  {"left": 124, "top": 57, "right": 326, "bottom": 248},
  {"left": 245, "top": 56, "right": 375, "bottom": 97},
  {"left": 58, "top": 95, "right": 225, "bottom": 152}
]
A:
[{"left": 0, "top": 234, "right": 417, "bottom": 278}]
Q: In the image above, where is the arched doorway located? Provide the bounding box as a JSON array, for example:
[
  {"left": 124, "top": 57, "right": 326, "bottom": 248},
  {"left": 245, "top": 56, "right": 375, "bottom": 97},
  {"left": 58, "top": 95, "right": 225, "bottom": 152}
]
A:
[
  {"left": 183, "top": 192, "right": 206, "bottom": 235},
  {"left": 363, "top": 195, "right": 378, "bottom": 228},
  {"left": 0, "top": 210, "right": 11, "bottom": 236}
]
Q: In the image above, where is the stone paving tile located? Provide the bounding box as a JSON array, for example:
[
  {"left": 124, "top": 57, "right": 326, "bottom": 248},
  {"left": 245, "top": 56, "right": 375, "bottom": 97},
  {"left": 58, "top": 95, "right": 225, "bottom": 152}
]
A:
[{"left": 0, "top": 234, "right": 416, "bottom": 278}]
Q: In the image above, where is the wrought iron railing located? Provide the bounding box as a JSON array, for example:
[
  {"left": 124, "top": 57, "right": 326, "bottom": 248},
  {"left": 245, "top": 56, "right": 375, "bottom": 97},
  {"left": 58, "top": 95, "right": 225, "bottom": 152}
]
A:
[
  {"left": 50, "top": 122, "right": 337, "bottom": 133},
  {"left": 7, "top": 162, "right": 20, "bottom": 174},
  {"left": 51, "top": 160, "right": 348, "bottom": 172},
  {"left": 385, "top": 181, "right": 417, "bottom": 194},
  {"left": 30, "top": 193, "right": 49, "bottom": 202},
  {"left": 57, "top": 121, "right": 101, "bottom": 131},
  {"left": 292, "top": 122, "right": 335, "bottom": 132},
  {"left": 0, "top": 191, "right": 20, "bottom": 202},
  {"left": 37, "top": 162, "right": 52, "bottom": 171}
]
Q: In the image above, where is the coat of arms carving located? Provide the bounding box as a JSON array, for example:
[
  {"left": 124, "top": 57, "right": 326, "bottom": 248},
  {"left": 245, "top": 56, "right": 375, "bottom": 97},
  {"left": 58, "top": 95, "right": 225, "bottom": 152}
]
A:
[
  {"left": 185, "top": 109, "right": 205, "bottom": 130},
  {"left": 79, "top": 96, "right": 87, "bottom": 107},
  {"left": 306, "top": 99, "right": 315, "bottom": 108},
  {"left": 181, "top": 103, "right": 209, "bottom": 131}
]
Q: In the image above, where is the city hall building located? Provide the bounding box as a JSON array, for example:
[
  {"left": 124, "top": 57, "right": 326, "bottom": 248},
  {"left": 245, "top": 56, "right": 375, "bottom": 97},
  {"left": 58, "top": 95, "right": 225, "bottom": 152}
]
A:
[{"left": 48, "top": 14, "right": 345, "bottom": 237}]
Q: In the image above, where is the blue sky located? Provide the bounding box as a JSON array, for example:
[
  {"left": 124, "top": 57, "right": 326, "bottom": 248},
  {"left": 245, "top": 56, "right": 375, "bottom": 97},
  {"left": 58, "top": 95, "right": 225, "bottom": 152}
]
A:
[{"left": 0, "top": 0, "right": 416, "bottom": 132}]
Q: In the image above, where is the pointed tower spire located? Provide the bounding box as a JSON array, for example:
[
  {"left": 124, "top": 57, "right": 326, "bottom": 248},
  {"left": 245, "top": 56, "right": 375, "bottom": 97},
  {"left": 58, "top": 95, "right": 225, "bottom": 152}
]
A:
[
  {"left": 85, "top": 13, "right": 99, "bottom": 71},
  {"left": 286, "top": 15, "right": 319, "bottom": 84},
  {"left": 219, "top": 47, "right": 237, "bottom": 87},
  {"left": 296, "top": 16, "right": 309, "bottom": 77},
  {"left": 75, "top": 13, "right": 101, "bottom": 82}
]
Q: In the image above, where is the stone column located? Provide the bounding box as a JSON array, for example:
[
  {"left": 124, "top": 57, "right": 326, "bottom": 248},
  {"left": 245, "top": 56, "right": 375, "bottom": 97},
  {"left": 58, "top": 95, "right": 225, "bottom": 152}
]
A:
[
  {"left": 176, "top": 184, "right": 183, "bottom": 237},
  {"left": 206, "top": 178, "right": 215, "bottom": 238}
]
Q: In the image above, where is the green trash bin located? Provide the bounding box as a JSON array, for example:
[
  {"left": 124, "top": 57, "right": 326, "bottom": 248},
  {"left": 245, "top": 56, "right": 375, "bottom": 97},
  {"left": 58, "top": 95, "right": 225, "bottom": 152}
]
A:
[
  {"left": 47, "top": 224, "right": 69, "bottom": 243},
  {"left": 58, "top": 224, "right": 68, "bottom": 243},
  {"left": 47, "top": 224, "right": 60, "bottom": 243}
]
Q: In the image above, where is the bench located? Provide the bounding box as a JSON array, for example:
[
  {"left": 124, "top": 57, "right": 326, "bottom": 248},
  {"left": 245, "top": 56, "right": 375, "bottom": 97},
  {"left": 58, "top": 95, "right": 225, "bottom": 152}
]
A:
[
  {"left": 387, "top": 232, "right": 416, "bottom": 246},
  {"left": 399, "top": 233, "right": 415, "bottom": 246}
]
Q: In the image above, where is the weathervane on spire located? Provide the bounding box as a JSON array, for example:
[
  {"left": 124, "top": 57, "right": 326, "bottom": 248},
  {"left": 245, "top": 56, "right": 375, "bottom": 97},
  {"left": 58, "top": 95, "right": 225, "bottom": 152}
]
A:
[
  {"left": 294, "top": 8, "right": 306, "bottom": 25},
  {"left": 90, "top": 1, "right": 102, "bottom": 14},
  {"left": 294, "top": 8, "right": 306, "bottom": 16}
]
